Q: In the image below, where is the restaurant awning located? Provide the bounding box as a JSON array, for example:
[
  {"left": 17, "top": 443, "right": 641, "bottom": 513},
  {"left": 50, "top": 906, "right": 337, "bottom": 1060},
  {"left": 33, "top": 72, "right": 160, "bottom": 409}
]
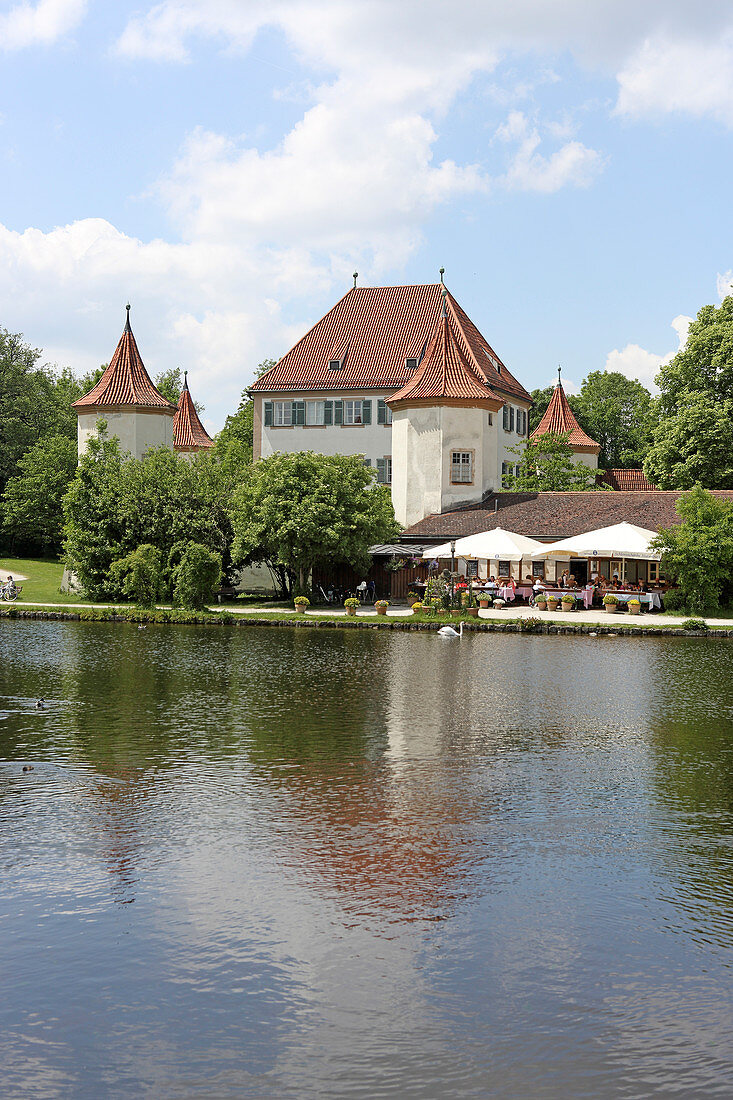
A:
[
  {"left": 421, "top": 527, "right": 546, "bottom": 563},
  {"left": 530, "top": 522, "right": 661, "bottom": 561}
]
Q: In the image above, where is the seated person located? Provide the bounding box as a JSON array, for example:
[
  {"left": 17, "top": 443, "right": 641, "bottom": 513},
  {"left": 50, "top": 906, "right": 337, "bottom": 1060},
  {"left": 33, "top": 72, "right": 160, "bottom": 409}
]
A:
[{"left": 567, "top": 574, "right": 578, "bottom": 589}]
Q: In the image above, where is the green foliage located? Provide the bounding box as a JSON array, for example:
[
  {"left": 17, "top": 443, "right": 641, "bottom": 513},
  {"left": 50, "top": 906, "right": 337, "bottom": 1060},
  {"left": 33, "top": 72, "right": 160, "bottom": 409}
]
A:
[
  {"left": 602, "top": 593, "right": 619, "bottom": 604},
  {"left": 343, "top": 597, "right": 359, "bottom": 608},
  {"left": 173, "top": 542, "right": 222, "bottom": 609},
  {"left": 154, "top": 368, "right": 204, "bottom": 413},
  {"left": 573, "top": 371, "right": 652, "bottom": 469},
  {"left": 294, "top": 595, "right": 310, "bottom": 606},
  {"left": 645, "top": 297, "right": 733, "bottom": 488},
  {"left": 63, "top": 430, "right": 231, "bottom": 599},
  {"left": 661, "top": 588, "right": 686, "bottom": 612},
  {"left": 681, "top": 619, "right": 708, "bottom": 631},
  {"left": 2, "top": 434, "right": 77, "bottom": 553},
  {"left": 528, "top": 385, "right": 556, "bottom": 434},
  {"left": 651, "top": 485, "right": 733, "bottom": 613},
  {"left": 504, "top": 432, "right": 601, "bottom": 491},
  {"left": 215, "top": 360, "right": 277, "bottom": 468},
  {"left": 230, "top": 451, "right": 399, "bottom": 590},
  {"left": 520, "top": 616, "right": 542, "bottom": 633},
  {"left": 109, "top": 544, "right": 162, "bottom": 607}
]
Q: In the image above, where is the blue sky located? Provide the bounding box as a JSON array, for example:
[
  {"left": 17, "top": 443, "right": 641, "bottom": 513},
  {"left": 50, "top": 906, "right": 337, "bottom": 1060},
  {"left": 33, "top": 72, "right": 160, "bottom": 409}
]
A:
[{"left": 1, "top": 0, "right": 732, "bottom": 431}]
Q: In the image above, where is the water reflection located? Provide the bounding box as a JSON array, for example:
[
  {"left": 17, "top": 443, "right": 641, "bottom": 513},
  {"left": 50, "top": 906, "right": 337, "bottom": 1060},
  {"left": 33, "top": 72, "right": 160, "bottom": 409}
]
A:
[{"left": 1, "top": 620, "right": 733, "bottom": 1097}]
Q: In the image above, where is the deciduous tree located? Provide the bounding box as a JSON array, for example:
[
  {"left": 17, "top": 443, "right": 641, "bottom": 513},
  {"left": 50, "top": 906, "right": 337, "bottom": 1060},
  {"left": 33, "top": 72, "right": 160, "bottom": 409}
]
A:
[
  {"left": 504, "top": 433, "right": 601, "bottom": 491},
  {"left": 2, "top": 434, "right": 77, "bottom": 553},
  {"left": 651, "top": 485, "right": 733, "bottom": 612}
]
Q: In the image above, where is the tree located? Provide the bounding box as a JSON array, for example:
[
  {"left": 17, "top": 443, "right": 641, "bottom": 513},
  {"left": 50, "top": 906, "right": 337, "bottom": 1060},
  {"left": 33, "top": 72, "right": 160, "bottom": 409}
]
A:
[
  {"left": 528, "top": 385, "right": 555, "bottom": 434},
  {"left": 109, "top": 544, "right": 163, "bottom": 607},
  {"left": 2, "top": 434, "right": 77, "bottom": 554},
  {"left": 573, "top": 371, "right": 652, "bottom": 468},
  {"left": 504, "top": 432, "right": 602, "bottom": 491},
  {"left": 215, "top": 358, "right": 277, "bottom": 467},
  {"left": 651, "top": 485, "right": 733, "bottom": 613},
  {"left": 230, "top": 451, "right": 399, "bottom": 592},
  {"left": 173, "top": 543, "right": 222, "bottom": 609},
  {"left": 63, "top": 429, "right": 128, "bottom": 599},
  {"left": 646, "top": 296, "right": 733, "bottom": 488},
  {"left": 644, "top": 392, "right": 733, "bottom": 490},
  {"left": 154, "top": 367, "right": 204, "bottom": 412}
]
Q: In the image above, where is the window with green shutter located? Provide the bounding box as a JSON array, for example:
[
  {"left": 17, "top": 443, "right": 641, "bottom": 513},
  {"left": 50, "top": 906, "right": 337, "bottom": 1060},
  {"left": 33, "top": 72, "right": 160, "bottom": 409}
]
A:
[
  {"left": 361, "top": 400, "right": 371, "bottom": 425},
  {"left": 264, "top": 401, "right": 273, "bottom": 427},
  {"left": 324, "top": 400, "right": 333, "bottom": 425},
  {"left": 376, "top": 458, "right": 386, "bottom": 483},
  {"left": 502, "top": 405, "right": 509, "bottom": 431},
  {"left": 377, "top": 399, "right": 386, "bottom": 424},
  {"left": 334, "top": 400, "right": 343, "bottom": 425},
  {"left": 293, "top": 400, "right": 305, "bottom": 426}
]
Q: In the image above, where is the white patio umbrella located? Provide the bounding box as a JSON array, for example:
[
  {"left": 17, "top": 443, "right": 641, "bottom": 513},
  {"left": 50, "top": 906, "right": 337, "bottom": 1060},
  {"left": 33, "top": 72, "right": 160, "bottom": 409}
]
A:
[
  {"left": 530, "top": 522, "right": 661, "bottom": 561},
  {"left": 422, "top": 527, "right": 546, "bottom": 562}
]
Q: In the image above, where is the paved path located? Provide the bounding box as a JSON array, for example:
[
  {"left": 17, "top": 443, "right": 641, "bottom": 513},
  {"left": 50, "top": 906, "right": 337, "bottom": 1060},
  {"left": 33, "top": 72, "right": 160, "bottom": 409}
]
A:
[
  {"left": 7, "top": 600, "right": 731, "bottom": 629},
  {"left": 1, "top": 570, "right": 28, "bottom": 582}
]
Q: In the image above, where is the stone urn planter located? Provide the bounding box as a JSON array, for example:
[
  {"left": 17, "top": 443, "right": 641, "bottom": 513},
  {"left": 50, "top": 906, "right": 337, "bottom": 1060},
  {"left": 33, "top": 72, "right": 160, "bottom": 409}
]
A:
[
  {"left": 294, "top": 598, "right": 309, "bottom": 614},
  {"left": 493, "top": 599, "right": 505, "bottom": 610},
  {"left": 547, "top": 597, "right": 559, "bottom": 611},
  {"left": 603, "top": 597, "right": 619, "bottom": 614},
  {"left": 536, "top": 599, "right": 547, "bottom": 611},
  {"left": 346, "top": 606, "right": 357, "bottom": 616},
  {"left": 561, "top": 599, "right": 575, "bottom": 613},
  {"left": 375, "top": 604, "right": 388, "bottom": 616},
  {"left": 479, "top": 599, "right": 491, "bottom": 609},
  {"left": 628, "top": 600, "right": 641, "bottom": 616},
  {"left": 466, "top": 606, "right": 479, "bottom": 617}
]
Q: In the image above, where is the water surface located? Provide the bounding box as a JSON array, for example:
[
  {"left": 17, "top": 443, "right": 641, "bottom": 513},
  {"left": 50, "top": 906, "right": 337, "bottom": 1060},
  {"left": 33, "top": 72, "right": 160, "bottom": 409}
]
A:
[{"left": 2, "top": 620, "right": 733, "bottom": 1098}]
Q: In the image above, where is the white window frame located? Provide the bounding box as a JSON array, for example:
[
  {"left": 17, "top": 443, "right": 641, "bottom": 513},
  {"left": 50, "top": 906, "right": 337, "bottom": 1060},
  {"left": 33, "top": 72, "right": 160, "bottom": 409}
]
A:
[
  {"left": 343, "top": 399, "right": 363, "bottom": 425},
  {"left": 305, "top": 400, "right": 325, "bottom": 426},
  {"left": 451, "top": 450, "right": 473, "bottom": 485},
  {"left": 274, "top": 400, "right": 292, "bottom": 427}
]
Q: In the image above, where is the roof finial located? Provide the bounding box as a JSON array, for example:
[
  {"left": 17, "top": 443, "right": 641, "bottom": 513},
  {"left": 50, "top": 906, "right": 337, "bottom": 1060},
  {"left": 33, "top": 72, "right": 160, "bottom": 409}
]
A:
[
  {"left": 557, "top": 364, "right": 562, "bottom": 387},
  {"left": 125, "top": 303, "right": 131, "bottom": 333},
  {"left": 439, "top": 266, "right": 445, "bottom": 285},
  {"left": 353, "top": 271, "right": 358, "bottom": 289},
  {"left": 183, "top": 369, "right": 188, "bottom": 390}
]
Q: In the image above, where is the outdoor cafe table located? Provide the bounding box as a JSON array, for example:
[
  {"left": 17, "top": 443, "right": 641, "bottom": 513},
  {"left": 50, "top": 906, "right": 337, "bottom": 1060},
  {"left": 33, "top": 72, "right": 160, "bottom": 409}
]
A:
[{"left": 541, "top": 588, "right": 662, "bottom": 610}]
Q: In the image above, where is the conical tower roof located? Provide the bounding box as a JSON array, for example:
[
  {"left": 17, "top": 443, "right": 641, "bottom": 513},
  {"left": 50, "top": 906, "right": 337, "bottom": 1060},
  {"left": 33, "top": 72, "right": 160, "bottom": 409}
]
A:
[
  {"left": 530, "top": 378, "right": 599, "bottom": 453},
  {"left": 72, "top": 306, "right": 176, "bottom": 414},
  {"left": 173, "top": 373, "right": 213, "bottom": 451},
  {"left": 388, "top": 293, "right": 501, "bottom": 408}
]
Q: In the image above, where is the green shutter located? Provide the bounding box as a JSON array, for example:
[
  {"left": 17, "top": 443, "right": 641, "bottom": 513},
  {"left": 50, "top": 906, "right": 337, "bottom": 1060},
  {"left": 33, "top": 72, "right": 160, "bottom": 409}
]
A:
[
  {"left": 324, "top": 400, "right": 333, "bottom": 425},
  {"left": 293, "top": 400, "right": 305, "bottom": 426},
  {"left": 509, "top": 406, "right": 515, "bottom": 431},
  {"left": 376, "top": 458, "right": 386, "bottom": 484},
  {"left": 264, "top": 401, "right": 273, "bottom": 427},
  {"left": 502, "top": 405, "right": 509, "bottom": 430},
  {"left": 363, "top": 457, "right": 371, "bottom": 467},
  {"left": 377, "top": 399, "right": 386, "bottom": 425},
  {"left": 334, "top": 400, "right": 343, "bottom": 425},
  {"left": 361, "top": 399, "right": 371, "bottom": 425}
]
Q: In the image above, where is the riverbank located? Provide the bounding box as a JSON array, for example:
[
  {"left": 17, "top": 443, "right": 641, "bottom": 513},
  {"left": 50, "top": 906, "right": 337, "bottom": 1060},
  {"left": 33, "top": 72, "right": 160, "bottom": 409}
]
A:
[{"left": 0, "top": 603, "right": 726, "bottom": 637}]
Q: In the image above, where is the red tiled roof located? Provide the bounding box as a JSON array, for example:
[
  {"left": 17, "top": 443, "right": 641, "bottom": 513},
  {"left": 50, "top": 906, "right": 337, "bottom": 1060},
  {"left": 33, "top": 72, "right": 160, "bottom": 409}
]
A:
[
  {"left": 530, "top": 383, "right": 599, "bottom": 452},
  {"left": 599, "top": 468, "right": 657, "bottom": 491},
  {"left": 72, "top": 307, "right": 176, "bottom": 413},
  {"left": 389, "top": 299, "right": 500, "bottom": 405},
  {"left": 173, "top": 377, "right": 213, "bottom": 450},
  {"left": 401, "top": 490, "right": 733, "bottom": 540},
  {"left": 250, "top": 284, "right": 531, "bottom": 402}
]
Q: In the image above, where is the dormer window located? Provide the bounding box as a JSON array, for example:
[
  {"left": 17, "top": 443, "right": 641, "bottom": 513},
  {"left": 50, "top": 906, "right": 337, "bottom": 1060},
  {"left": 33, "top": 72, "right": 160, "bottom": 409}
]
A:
[
  {"left": 405, "top": 357, "right": 418, "bottom": 371},
  {"left": 329, "top": 359, "right": 342, "bottom": 371}
]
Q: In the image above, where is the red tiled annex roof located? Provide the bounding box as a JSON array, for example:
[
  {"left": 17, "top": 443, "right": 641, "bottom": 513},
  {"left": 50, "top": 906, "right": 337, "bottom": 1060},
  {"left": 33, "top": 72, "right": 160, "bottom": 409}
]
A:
[
  {"left": 389, "top": 299, "right": 500, "bottom": 406},
  {"left": 173, "top": 377, "right": 213, "bottom": 450},
  {"left": 599, "top": 468, "right": 657, "bottom": 491},
  {"left": 250, "top": 284, "right": 531, "bottom": 402},
  {"left": 530, "top": 383, "right": 599, "bottom": 452},
  {"left": 72, "top": 306, "right": 176, "bottom": 414},
  {"left": 401, "top": 490, "right": 733, "bottom": 541}
]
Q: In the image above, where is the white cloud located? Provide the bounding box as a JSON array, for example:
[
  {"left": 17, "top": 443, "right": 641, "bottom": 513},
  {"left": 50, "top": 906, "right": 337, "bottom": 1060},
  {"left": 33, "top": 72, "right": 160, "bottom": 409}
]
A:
[
  {"left": 604, "top": 314, "right": 692, "bottom": 390},
  {"left": 717, "top": 270, "right": 733, "bottom": 300},
  {"left": 616, "top": 31, "right": 733, "bottom": 126},
  {"left": 496, "top": 111, "right": 604, "bottom": 193},
  {"left": 0, "top": 0, "right": 86, "bottom": 51}
]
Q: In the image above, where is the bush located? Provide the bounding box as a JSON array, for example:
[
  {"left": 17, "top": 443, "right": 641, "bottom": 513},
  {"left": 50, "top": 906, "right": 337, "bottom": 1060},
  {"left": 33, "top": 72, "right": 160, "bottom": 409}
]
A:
[
  {"left": 662, "top": 587, "right": 686, "bottom": 612},
  {"left": 681, "top": 618, "right": 708, "bottom": 631},
  {"left": 173, "top": 543, "right": 223, "bottom": 609},
  {"left": 109, "top": 544, "right": 162, "bottom": 607},
  {"left": 520, "top": 617, "right": 542, "bottom": 633}
]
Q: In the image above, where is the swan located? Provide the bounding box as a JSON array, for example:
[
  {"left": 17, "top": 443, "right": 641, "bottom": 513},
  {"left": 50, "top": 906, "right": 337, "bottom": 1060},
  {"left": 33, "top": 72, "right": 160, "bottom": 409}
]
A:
[{"left": 438, "top": 621, "right": 464, "bottom": 638}]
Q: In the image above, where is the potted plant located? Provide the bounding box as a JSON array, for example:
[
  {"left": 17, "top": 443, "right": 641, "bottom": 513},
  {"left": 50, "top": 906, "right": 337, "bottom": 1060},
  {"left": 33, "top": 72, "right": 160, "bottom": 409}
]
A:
[
  {"left": 627, "top": 598, "right": 641, "bottom": 615},
  {"left": 407, "top": 591, "right": 420, "bottom": 607},
  {"left": 561, "top": 593, "right": 575, "bottom": 612},
  {"left": 344, "top": 597, "right": 359, "bottom": 616},
  {"left": 546, "top": 594, "right": 559, "bottom": 611},
  {"left": 375, "top": 599, "right": 389, "bottom": 616},
  {"left": 493, "top": 598, "right": 505, "bottom": 610},
  {"left": 411, "top": 601, "right": 423, "bottom": 614},
  {"left": 294, "top": 595, "right": 310, "bottom": 613},
  {"left": 535, "top": 593, "right": 547, "bottom": 610},
  {"left": 479, "top": 595, "right": 491, "bottom": 609},
  {"left": 430, "top": 598, "right": 443, "bottom": 616},
  {"left": 603, "top": 593, "right": 619, "bottom": 612}
]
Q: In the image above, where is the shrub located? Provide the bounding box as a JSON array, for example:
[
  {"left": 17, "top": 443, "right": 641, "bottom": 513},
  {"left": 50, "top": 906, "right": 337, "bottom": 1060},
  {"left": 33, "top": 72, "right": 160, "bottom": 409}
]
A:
[
  {"left": 662, "top": 587, "right": 686, "bottom": 612},
  {"left": 681, "top": 618, "right": 707, "bottom": 631},
  {"left": 520, "top": 616, "right": 542, "bottom": 633},
  {"left": 109, "top": 544, "right": 162, "bottom": 607},
  {"left": 173, "top": 543, "right": 223, "bottom": 610},
  {"left": 344, "top": 597, "right": 359, "bottom": 608}
]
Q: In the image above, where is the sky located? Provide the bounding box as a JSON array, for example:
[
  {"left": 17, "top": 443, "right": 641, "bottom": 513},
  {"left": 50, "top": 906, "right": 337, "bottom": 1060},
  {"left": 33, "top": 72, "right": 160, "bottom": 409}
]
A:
[{"left": 1, "top": 0, "right": 732, "bottom": 432}]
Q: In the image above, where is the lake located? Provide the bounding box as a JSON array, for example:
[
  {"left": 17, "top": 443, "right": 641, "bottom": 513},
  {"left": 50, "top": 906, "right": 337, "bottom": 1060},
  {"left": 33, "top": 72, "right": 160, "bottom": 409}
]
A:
[{"left": 2, "top": 620, "right": 733, "bottom": 1098}]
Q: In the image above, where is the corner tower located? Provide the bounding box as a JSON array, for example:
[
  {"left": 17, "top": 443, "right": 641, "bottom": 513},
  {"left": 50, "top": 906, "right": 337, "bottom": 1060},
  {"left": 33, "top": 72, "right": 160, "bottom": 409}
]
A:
[
  {"left": 530, "top": 372, "right": 600, "bottom": 469},
  {"left": 72, "top": 305, "right": 176, "bottom": 459},
  {"left": 173, "top": 372, "right": 213, "bottom": 460},
  {"left": 388, "top": 289, "right": 503, "bottom": 527}
]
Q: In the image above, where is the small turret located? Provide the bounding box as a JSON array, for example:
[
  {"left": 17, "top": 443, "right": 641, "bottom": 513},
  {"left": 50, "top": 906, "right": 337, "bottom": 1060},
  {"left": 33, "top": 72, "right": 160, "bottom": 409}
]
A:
[
  {"left": 530, "top": 369, "right": 600, "bottom": 468},
  {"left": 173, "top": 371, "right": 213, "bottom": 459}
]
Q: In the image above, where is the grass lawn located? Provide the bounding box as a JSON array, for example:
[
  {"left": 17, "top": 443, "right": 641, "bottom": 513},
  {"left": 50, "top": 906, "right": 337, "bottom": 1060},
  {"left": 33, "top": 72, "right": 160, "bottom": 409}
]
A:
[{"left": 0, "top": 557, "right": 88, "bottom": 605}]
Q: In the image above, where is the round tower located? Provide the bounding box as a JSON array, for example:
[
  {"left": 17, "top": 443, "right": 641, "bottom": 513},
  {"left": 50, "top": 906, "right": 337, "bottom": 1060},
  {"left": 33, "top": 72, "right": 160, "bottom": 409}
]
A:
[
  {"left": 530, "top": 371, "right": 600, "bottom": 469},
  {"left": 72, "top": 305, "right": 176, "bottom": 459},
  {"left": 173, "top": 372, "right": 214, "bottom": 461}
]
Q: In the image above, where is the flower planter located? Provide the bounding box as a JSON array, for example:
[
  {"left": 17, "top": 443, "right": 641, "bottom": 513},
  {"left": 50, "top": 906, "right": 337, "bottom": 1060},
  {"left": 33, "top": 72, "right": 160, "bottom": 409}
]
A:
[
  {"left": 412, "top": 605, "right": 422, "bottom": 615},
  {"left": 561, "top": 602, "right": 574, "bottom": 613},
  {"left": 604, "top": 604, "right": 618, "bottom": 613},
  {"left": 294, "top": 605, "right": 307, "bottom": 614},
  {"left": 628, "top": 604, "right": 640, "bottom": 615},
  {"left": 376, "top": 606, "right": 387, "bottom": 615},
  {"left": 346, "top": 606, "right": 357, "bottom": 616},
  {"left": 451, "top": 609, "right": 462, "bottom": 617},
  {"left": 547, "top": 599, "right": 559, "bottom": 611},
  {"left": 466, "top": 606, "right": 479, "bottom": 617},
  {"left": 536, "top": 601, "right": 547, "bottom": 611},
  {"left": 479, "top": 599, "right": 490, "bottom": 609}
]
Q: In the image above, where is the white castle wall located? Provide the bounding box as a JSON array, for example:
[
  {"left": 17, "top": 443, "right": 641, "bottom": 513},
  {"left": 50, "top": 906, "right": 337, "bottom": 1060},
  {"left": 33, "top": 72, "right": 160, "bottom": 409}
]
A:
[{"left": 78, "top": 409, "right": 175, "bottom": 460}]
